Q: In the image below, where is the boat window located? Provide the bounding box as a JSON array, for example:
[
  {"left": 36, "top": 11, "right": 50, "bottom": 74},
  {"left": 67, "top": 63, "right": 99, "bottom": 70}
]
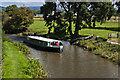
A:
[
  {"left": 50, "top": 42, "right": 53, "bottom": 45},
  {"left": 54, "top": 42, "right": 56, "bottom": 46},
  {"left": 39, "top": 41, "right": 41, "bottom": 44},
  {"left": 45, "top": 42, "right": 47, "bottom": 46},
  {"left": 43, "top": 42, "right": 47, "bottom": 46},
  {"left": 27, "top": 37, "right": 29, "bottom": 40},
  {"left": 59, "top": 42, "right": 63, "bottom": 45},
  {"left": 47, "top": 42, "right": 50, "bottom": 46}
]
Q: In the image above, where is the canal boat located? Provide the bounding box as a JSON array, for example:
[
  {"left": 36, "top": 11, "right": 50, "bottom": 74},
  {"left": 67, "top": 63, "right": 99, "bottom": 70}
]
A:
[{"left": 24, "top": 36, "right": 64, "bottom": 53}]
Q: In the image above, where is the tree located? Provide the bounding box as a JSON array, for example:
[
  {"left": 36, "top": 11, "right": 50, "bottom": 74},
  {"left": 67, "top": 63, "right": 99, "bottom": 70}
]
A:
[
  {"left": 5, "top": 5, "right": 18, "bottom": 17},
  {"left": 2, "top": 11, "right": 10, "bottom": 33},
  {"left": 60, "top": 2, "right": 74, "bottom": 35},
  {"left": 41, "top": 2, "right": 115, "bottom": 37},
  {"left": 73, "top": 2, "right": 90, "bottom": 35},
  {"left": 41, "top": 2, "right": 57, "bottom": 34},
  {"left": 115, "top": 1, "right": 120, "bottom": 16},
  {"left": 90, "top": 2, "right": 114, "bottom": 27},
  {"left": 3, "top": 5, "right": 34, "bottom": 33}
]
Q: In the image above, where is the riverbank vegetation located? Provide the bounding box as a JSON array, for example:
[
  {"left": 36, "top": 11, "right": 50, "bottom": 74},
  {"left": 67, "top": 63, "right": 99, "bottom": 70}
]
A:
[
  {"left": 2, "top": 38, "right": 47, "bottom": 78},
  {"left": 22, "top": 20, "right": 119, "bottom": 40},
  {"left": 2, "top": 5, "right": 34, "bottom": 34},
  {"left": 77, "top": 36, "right": 120, "bottom": 64}
]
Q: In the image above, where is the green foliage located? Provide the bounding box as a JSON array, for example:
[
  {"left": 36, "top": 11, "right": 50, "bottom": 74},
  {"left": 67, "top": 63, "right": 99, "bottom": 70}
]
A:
[
  {"left": 3, "top": 37, "right": 31, "bottom": 54},
  {"left": 24, "top": 58, "right": 47, "bottom": 78},
  {"left": 5, "top": 5, "right": 18, "bottom": 17},
  {"left": 3, "top": 5, "right": 34, "bottom": 34},
  {"left": 118, "top": 38, "right": 120, "bottom": 41},
  {"left": 78, "top": 37, "right": 120, "bottom": 64},
  {"left": 41, "top": 2, "right": 114, "bottom": 36},
  {"left": 14, "top": 43, "right": 31, "bottom": 54},
  {"left": 27, "top": 20, "right": 118, "bottom": 40},
  {"left": 32, "top": 10, "right": 41, "bottom": 16},
  {"left": 115, "top": 1, "right": 120, "bottom": 16},
  {"left": 3, "top": 41, "right": 47, "bottom": 78}
]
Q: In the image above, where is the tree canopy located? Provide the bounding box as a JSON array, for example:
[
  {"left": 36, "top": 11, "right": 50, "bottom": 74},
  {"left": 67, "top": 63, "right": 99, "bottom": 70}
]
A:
[
  {"left": 115, "top": 1, "right": 120, "bottom": 16},
  {"left": 2, "top": 5, "right": 34, "bottom": 33},
  {"left": 41, "top": 2, "right": 115, "bottom": 37}
]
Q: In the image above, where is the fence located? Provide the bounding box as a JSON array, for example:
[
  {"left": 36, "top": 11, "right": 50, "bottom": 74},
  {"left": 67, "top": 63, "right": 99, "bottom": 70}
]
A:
[{"left": 108, "top": 33, "right": 120, "bottom": 38}]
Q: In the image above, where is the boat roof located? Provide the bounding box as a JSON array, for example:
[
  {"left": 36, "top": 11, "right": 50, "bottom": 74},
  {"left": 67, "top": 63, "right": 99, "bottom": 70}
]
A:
[{"left": 27, "top": 36, "right": 62, "bottom": 42}]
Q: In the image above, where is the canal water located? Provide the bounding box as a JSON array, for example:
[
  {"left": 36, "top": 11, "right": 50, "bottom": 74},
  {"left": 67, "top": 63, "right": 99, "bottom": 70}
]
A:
[{"left": 6, "top": 34, "right": 119, "bottom": 78}]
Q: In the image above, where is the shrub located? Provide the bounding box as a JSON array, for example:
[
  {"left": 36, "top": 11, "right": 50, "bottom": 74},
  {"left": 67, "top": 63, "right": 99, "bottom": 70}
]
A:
[
  {"left": 14, "top": 42, "right": 31, "bottom": 54},
  {"left": 23, "top": 58, "right": 47, "bottom": 78}
]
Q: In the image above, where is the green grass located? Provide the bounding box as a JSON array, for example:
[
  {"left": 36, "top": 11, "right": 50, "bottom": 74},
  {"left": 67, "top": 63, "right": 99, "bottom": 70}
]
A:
[
  {"left": 28, "top": 20, "right": 119, "bottom": 39},
  {"left": 2, "top": 40, "right": 47, "bottom": 78},
  {"left": 79, "top": 29, "right": 118, "bottom": 38},
  {"left": 76, "top": 22, "right": 119, "bottom": 39},
  {"left": 3, "top": 41, "right": 28, "bottom": 78},
  {"left": 28, "top": 20, "right": 48, "bottom": 34},
  {"left": 95, "top": 22, "right": 119, "bottom": 28}
]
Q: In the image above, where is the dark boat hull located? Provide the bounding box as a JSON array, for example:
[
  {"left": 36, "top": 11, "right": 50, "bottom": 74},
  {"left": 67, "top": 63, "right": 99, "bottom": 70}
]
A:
[{"left": 24, "top": 39, "right": 63, "bottom": 53}]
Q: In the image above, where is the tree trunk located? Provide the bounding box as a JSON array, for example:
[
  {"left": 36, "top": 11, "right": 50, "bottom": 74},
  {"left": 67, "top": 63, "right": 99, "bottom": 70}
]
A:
[
  {"left": 68, "top": 16, "right": 72, "bottom": 35},
  {"left": 74, "top": 23, "right": 79, "bottom": 35},
  {"left": 74, "top": 7, "right": 81, "bottom": 36},
  {"left": 93, "top": 21, "right": 96, "bottom": 27},
  {"left": 48, "top": 27, "right": 52, "bottom": 34}
]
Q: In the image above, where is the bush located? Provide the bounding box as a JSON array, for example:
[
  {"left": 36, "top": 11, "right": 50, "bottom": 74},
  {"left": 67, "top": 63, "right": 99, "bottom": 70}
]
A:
[
  {"left": 93, "top": 48, "right": 103, "bottom": 55},
  {"left": 23, "top": 58, "right": 47, "bottom": 78},
  {"left": 14, "top": 42, "right": 31, "bottom": 54}
]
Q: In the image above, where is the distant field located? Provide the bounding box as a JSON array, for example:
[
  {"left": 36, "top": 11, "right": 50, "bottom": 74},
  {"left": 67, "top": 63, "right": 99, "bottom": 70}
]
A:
[
  {"left": 33, "top": 16, "right": 44, "bottom": 21},
  {"left": 28, "top": 20, "right": 119, "bottom": 38},
  {"left": 28, "top": 20, "right": 48, "bottom": 34},
  {"left": 79, "top": 29, "right": 118, "bottom": 38},
  {"left": 79, "top": 22, "right": 119, "bottom": 38}
]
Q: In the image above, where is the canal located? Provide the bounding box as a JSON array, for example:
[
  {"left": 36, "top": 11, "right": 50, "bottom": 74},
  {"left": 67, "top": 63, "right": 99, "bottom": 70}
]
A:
[{"left": 6, "top": 34, "right": 118, "bottom": 78}]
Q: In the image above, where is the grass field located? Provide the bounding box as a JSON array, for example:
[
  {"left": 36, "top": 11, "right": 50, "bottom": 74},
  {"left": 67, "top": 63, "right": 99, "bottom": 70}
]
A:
[
  {"left": 28, "top": 20, "right": 47, "bottom": 34},
  {"left": 28, "top": 20, "right": 119, "bottom": 39},
  {"left": 3, "top": 41, "right": 28, "bottom": 78},
  {"left": 79, "top": 28, "right": 118, "bottom": 38}
]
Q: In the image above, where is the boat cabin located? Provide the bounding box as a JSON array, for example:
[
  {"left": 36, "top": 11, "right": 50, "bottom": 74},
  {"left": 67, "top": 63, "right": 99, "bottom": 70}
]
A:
[{"left": 26, "top": 36, "right": 63, "bottom": 47}]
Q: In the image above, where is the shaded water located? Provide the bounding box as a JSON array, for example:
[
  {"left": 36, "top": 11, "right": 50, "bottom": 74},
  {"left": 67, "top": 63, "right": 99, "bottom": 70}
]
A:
[{"left": 6, "top": 34, "right": 118, "bottom": 78}]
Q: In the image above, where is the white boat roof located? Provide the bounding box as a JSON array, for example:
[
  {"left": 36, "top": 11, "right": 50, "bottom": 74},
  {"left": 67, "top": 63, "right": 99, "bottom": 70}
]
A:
[{"left": 27, "top": 36, "right": 62, "bottom": 42}]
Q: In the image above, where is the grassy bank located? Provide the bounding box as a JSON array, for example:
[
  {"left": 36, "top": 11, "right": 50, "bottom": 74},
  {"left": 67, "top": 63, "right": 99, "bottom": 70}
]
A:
[
  {"left": 3, "top": 41, "right": 28, "bottom": 78},
  {"left": 77, "top": 37, "right": 120, "bottom": 64},
  {"left": 2, "top": 40, "right": 47, "bottom": 78}
]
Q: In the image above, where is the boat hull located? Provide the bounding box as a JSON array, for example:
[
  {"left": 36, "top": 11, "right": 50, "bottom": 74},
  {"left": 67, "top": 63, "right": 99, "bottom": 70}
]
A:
[{"left": 24, "top": 38, "right": 63, "bottom": 53}]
